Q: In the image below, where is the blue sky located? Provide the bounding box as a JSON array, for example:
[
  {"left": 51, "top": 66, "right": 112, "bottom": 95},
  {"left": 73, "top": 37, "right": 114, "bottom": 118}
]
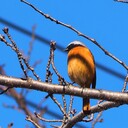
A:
[{"left": 0, "top": 0, "right": 128, "bottom": 128}]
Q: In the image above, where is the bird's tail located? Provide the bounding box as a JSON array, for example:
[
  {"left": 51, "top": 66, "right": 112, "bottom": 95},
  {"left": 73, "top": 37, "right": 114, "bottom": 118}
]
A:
[{"left": 83, "top": 98, "right": 90, "bottom": 114}]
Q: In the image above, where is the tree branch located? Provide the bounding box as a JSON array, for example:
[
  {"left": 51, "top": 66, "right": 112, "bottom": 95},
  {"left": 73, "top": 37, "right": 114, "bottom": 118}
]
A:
[
  {"left": 92, "top": 111, "right": 103, "bottom": 128},
  {"left": 63, "top": 101, "right": 121, "bottom": 128},
  {"left": 0, "top": 75, "right": 128, "bottom": 104},
  {"left": 21, "top": 0, "right": 128, "bottom": 70}
]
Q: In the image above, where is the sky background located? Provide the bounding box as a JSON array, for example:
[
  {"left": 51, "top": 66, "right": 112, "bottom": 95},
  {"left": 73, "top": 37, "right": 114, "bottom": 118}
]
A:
[{"left": 0, "top": 0, "right": 128, "bottom": 128}]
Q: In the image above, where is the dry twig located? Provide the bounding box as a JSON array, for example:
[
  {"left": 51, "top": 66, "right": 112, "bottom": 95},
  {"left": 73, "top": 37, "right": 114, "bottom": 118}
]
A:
[
  {"left": 27, "top": 25, "right": 36, "bottom": 62},
  {"left": 67, "top": 95, "right": 74, "bottom": 117},
  {"left": 35, "top": 112, "right": 63, "bottom": 122},
  {"left": 122, "top": 73, "right": 128, "bottom": 92},
  {"left": 50, "top": 95, "right": 66, "bottom": 116},
  {"left": 92, "top": 111, "right": 103, "bottom": 128},
  {"left": 21, "top": 0, "right": 128, "bottom": 71},
  {"left": 50, "top": 41, "right": 67, "bottom": 85},
  {"left": 26, "top": 115, "right": 42, "bottom": 128},
  {"left": 0, "top": 28, "right": 41, "bottom": 81},
  {"left": 0, "top": 86, "right": 12, "bottom": 95}
]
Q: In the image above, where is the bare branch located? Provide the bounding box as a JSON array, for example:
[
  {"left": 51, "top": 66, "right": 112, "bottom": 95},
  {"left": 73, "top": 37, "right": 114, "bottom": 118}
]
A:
[
  {"left": 3, "top": 103, "right": 23, "bottom": 113},
  {"left": 21, "top": 0, "right": 128, "bottom": 70},
  {"left": 35, "top": 112, "right": 63, "bottom": 122},
  {"left": 2, "top": 27, "right": 28, "bottom": 78},
  {"left": 67, "top": 96, "right": 74, "bottom": 117},
  {"left": 50, "top": 95, "right": 66, "bottom": 115},
  {"left": 0, "top": 86, "right": 12, "bottom": 95},
  {"left": 122, "top": 73, "right": 128, "bottom": 92},
  {"left": 45, "top": 41, "right": 54, "bottom": 83},
  {"left": 62, "top": 94, "right": 67, "bottom": 113},
  {"left": 0, "top": 65, "right": 42, "bottom": 126},
  {"left": 63, "top": 101, "right": 121, "bottom": 128},
  {"left": 27, "top": 25, "right": 36, "bottom": 62},
  {"left": 1, "top": 28, "right": 41, "bottom": 81},
  {"left": 26, "top": 115, "right": 42, "bottom": 128},
  {"left": 50, "top": 41, "right": 67, "bottom": 85},
  {"left": 92, "top": 111, "right": 103, "bottom": 128},
  {"left": 0, "top": 75, "right": 128, "bottom": 104}
]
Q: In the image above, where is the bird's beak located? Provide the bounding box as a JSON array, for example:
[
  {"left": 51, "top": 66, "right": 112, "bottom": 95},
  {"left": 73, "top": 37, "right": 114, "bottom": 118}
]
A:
[{"left": 64, "top": 47, "right": 68, "bottom": 52}]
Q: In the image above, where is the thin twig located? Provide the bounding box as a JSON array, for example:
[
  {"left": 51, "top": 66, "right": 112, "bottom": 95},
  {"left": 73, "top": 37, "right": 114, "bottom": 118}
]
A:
[
  {"left": 122, "top": 73, "right": 128, "bottom": 92},
  {"left": 0, "top": 34, "right": 16, "bottom": 50},
  {"left": 61, "top": 94, "right": 68, "bottom": 127},
  {"left": 3, "top": 103, "right": 23, "bottom": 112},
  {"left": 35, "top": 112, "right": 63, "bottom": 122},
  {"left": 21, "top": 0, "right": 128, "bottom": 70},
  {"left": 62, "top": 94, "right": 67, "bottom": 113},
  {"left": 45, "top": 41, "right": 54, "bottom": 98},
  {"left": 3, "top": 27, "right": 28, "bottom": 78},
  {"left": 36, "top": 97, "right": 47, "bottom": 112},
  {"left": 26, "top": 115, "right": 42, "bottom": 128},
  {"left": 50, "top": 95, "right": 66, "bottom": 116},
  {"left": 45, "top": 41, "right": 53, "bottom": 83},
  {"left": 68, "top": 95, "right": 74, "bottom": 117},
  {"left": 92, "top": 111, "right": 103, "bottom": 128},
  {"left": 27, "top": 25, "right": 36, "bottom": 62},
  {"left": 22, "top": 57, "right": 41, "bottom": 80},
  {"left": 32, "top": 59, "right": 42, "bottom": 69},
  {"left": 1, "top": 28, "right": 41, "bottom": 81},
  {"left": 0, "top": 86, "right": 13, "bottom": 95},
  {"left": 50, "top": 41, "right": 67, "bottom": 85}
]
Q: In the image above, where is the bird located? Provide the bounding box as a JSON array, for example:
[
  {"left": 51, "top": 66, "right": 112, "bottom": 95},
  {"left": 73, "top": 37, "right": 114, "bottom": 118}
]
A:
[{"left": 65, "top": 41, "right": 96, "bottom": 114}]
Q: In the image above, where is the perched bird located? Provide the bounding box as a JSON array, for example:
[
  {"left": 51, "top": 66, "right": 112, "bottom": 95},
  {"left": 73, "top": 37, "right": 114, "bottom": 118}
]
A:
[{"left": 65, "top": 41, "right": 96, "bottom": 113}]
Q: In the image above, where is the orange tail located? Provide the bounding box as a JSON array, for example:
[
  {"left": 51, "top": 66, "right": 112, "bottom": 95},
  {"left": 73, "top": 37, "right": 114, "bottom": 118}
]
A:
[{"left": 83, "top": 98, "right": 90, "bottom": 114}]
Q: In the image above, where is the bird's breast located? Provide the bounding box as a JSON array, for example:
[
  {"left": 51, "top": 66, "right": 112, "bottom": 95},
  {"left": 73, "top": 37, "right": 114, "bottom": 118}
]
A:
[{"left": 67, "top": 46, "right": 95, "bottom": 87}]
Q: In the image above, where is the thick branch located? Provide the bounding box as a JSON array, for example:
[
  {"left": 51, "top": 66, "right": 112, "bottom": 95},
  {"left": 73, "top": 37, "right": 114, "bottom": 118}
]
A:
[
  {"left": 63, "top": 101, "right": 121, "bottom": 128},
  {"left": 0, "top": 75, "right": 128, "bottom": 104}
]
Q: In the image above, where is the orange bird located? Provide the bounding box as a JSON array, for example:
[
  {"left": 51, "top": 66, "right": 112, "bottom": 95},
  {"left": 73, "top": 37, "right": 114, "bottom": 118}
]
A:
[{"left": 65, "top": 41, "right": 96, "bottom": 113}]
